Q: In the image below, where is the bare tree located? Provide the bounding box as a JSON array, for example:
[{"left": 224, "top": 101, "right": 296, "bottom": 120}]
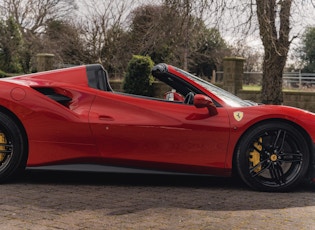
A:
[
  {"left": 43, "top": 19, "right": 88, "bottom": 65},
  {"left": 128, "top": 4, "right": 182, "bottom": 64},
  {"left": 231, "top": 41, "right": 262, "bottom": 72},
  {"left": 0, "top": 0, "right": 77, "bottom": 34},
  {"left": 205, "top": 0, "right": 305, "bottom": 104},
  {"left": 163, "top": 0, "right": 229, "bottom": 70},
  {"left": 256, "top": 0, "right": 292, "bottom": 104},
  {"left": 77, "top": 0, "right": 135, "bottom": 75},
  {"left": 0, "top": 0, "right": 77, "bottom": 72}
]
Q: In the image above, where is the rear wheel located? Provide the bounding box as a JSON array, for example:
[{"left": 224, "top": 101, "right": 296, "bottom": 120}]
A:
[
  {"left": 0, "top": 112, "right": 27, "bottom": 182},
  {"left": 235, "top": 122, "right": 310, "bottom": 192}
]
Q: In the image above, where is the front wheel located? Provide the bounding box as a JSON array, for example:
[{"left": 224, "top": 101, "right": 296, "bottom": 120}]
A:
[
  {"left": 0, "top": 112, "right": 27, "bottom": 182},
  {"left": 235, "top": 122, "right": 310, "bottom": 192}
]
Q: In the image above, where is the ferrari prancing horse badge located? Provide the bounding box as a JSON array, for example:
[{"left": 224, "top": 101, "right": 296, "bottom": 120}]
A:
[{"left": 233, "top": 111, "right": 244, "bottom": 121}]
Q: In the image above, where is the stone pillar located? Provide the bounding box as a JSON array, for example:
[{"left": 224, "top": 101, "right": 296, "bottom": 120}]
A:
[
  {"left": 223, "top": 57, "right": 245, "bottom": 94},
  {"left": 36, "top": 53, "right": 55, "bottom": 72}
]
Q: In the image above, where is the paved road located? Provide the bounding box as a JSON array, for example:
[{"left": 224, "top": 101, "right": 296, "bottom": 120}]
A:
[{"left": 1, "top": 170, "right": 314, "bottom": 230}]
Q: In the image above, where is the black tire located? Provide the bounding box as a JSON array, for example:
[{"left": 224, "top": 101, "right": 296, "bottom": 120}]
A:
[
  {"left": 0, "top": 112, "right": 27, "bottom": 182},
  {"left": 235, "top": 121, "right": 310, "bottom": 192}
]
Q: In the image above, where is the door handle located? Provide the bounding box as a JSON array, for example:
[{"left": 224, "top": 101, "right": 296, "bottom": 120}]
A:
[{"left": 98, "top": 115, "right": 114, "bottom": 121}]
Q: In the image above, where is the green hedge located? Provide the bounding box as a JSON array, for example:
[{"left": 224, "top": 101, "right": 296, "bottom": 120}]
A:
[
  {"left": 0, "top": 70, "right": 19, "bottom": 78},
  {"left": 123, "top": 55, "right": 154, "bottom": 96},
  {"left": 0, "top": 69, "right": 8, "bottom": 78}
]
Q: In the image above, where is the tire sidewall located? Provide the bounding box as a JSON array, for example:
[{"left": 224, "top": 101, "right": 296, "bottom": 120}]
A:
[{"left": 0, "top": 113, "right": 26, "bottom": 181}]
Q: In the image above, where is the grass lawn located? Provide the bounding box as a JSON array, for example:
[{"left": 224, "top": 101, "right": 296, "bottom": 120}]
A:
[
  {"left": 242, "top": 85, "right": 261, "bottom": 91},
  {"left": 242, "top": 85, "right": 312, "bottom": 92}
]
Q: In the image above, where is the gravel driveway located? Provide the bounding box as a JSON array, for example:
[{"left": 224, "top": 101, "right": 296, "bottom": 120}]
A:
[{"left": 1, "top": 170, "right": 314, "bottom": 229}]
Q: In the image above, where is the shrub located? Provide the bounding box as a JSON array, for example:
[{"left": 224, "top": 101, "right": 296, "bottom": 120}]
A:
[
  {"left": 0, "top": 69, "right": 8, "bottom": 78},
  {"left": 123, "top": 55, "right": 154, "bottom": 96}
]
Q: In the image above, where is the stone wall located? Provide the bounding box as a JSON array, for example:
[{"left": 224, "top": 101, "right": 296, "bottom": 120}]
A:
[
  {"left": 222, "top": 56, "right": 315, "bottom": 112},
  {"left": 222, "top": 57, "right": 245, "bottom": 94},
  {"left": 237, "top": 90, "right": 315, "bottom": 112},
  {"left": 283, "top": 91, "right": 315, "bottom": 112},
  {"left": 36, "top": 53, "right": 55, "bottom": 72}
]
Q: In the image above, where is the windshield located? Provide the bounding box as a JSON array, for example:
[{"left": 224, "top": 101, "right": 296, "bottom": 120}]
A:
[{"left": 175, "top": 67, "right": 254, "bottom": 107}]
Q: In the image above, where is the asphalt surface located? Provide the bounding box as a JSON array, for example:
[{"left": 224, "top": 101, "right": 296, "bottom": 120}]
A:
[{"left": 1, "top": 170, "right": 315, "bottom": 230}]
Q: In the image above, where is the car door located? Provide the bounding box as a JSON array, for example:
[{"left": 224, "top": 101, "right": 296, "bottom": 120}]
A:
[{"left": 89, "top": 91, "right": 230, "bottom": 171}]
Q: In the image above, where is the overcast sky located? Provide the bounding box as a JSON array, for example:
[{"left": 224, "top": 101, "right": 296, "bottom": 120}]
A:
[{"left": 75, "top": 0, "right": 315, "bottom": 66}]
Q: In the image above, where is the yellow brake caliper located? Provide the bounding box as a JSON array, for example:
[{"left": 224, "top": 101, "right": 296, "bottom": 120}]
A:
[
  {"left": 249, "top": 137, "right": 262, "bottom": 172},
  {"left": 0, "top": 133, "right": 6, "bottom": 162}
]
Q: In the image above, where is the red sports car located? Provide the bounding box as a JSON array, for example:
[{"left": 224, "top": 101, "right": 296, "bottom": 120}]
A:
[{"left": 0, "top": 63, "right": 314, "bottom": 191}]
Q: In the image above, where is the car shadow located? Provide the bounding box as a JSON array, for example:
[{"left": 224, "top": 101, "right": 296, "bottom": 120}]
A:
[
  {"left": 22, "top": 169, "right": 242, "bottom": 187},
  {"left": 9, "top": 169, "right": 315, "bottom": 214}
]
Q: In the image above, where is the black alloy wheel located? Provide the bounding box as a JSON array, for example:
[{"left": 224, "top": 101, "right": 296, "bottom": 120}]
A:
[{"left": 236, "top": 122, "right": 310, "bottom": 192}]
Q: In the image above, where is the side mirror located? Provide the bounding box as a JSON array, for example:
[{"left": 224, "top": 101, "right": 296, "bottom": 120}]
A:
[{"left": 194, "top": 94, "right": 218, "bottom": 116}]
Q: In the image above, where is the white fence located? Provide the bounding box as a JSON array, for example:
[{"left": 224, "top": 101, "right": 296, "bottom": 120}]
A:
[
  {"left": 283, "top": 72, "right": 315, "bottom": 88},
  {"left": 215, "top": 71, "right": 315, "bottom": 89}
]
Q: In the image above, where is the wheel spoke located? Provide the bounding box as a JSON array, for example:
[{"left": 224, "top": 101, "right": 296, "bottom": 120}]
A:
[
  {"left": 273, "top": 129, "right": 286, "bottom": 150},
  {"left": 269, "top": 163, "right": 285, "bottom": 184},
  {"left": 279, "top": 152, "right": 303, "bottom": 163},
  {"left": 249, "top": 159, "right": 270, "bottom": 177}
]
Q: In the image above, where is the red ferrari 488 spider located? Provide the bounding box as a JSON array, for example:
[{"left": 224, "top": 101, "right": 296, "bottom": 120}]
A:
[{"left": 0, "top": 63, "right": 314, "bottom": 191}]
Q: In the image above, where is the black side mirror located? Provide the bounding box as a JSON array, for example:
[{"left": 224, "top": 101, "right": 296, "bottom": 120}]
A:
[{"left": 193, "top": 94, "right": 218, "bottom": 116}]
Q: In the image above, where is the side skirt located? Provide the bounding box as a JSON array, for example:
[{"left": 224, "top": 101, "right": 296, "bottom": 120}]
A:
[{"left": 26, "top": 164, "right": 211, "bottom": 176}]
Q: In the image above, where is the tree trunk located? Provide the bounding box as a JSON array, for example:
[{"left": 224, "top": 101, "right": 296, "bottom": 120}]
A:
[
  {"left": 261, "top": 49, "right": 286, "bottom": 105},
  {"left": 256, "top": 0, "right": 292, "bottom": 105}
]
